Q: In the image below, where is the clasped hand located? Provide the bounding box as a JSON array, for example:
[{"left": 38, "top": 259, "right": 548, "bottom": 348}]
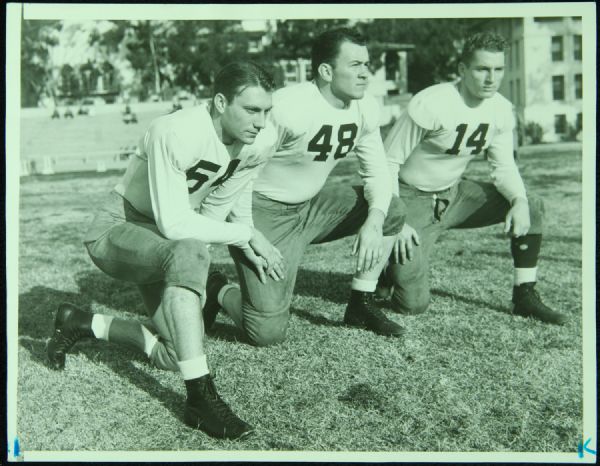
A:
[{"left": 243, "top": 228, "right": 285, "bottom": 284}]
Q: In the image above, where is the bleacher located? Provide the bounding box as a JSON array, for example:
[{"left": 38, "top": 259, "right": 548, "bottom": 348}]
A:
[{"left": 19, "top": 102, "right": 182, "bottom": 176}]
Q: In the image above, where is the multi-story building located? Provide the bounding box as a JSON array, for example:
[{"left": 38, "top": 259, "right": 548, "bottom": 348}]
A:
[{"left": 488, "top": 16, "right": 582, "bottom": 142}]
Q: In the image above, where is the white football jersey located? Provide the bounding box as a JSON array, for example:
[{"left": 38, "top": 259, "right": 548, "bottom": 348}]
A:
[
  {"left": 253, "top": 82, "right": 392, "bottom": 215},
  {"left": 386, "top": 82, "right": 526, "bottom": 201},
  {"left": 114, "top": 105, "right": 277, "bottom": 247}
]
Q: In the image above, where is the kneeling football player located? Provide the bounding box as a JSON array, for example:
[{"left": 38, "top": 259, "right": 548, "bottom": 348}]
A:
[
  {"left": 47, "top": 62, "right": 284, "bottom": 440},
  {"left": 200, "top": 28, "right": 412, "bottom": 346},
  {"left": 378, "top": 32, "right": 567, "bottom": 325}
]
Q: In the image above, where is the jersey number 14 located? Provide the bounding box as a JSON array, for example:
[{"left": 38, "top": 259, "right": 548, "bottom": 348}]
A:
[
  {"left": 309, "top": 123, "right": 358, "bottom": 161},
  {"left": 445, "top": 123, "right": 490, "bottom": 155}
]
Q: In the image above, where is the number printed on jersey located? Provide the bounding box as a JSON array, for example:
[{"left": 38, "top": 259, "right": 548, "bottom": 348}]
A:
[
  {"left": 186, "top": 159, "right": 241, "bottom": 194},
  {"left": 308, "top": 123, "right": 358, "bottom": 162},
  {"left": 445, "top": 123, "right": 490, "bottom": 156}
]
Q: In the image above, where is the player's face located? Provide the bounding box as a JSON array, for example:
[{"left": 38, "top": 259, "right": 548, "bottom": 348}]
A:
[
  {"left": 221, "top": 85, "right": 273, "bottom": 145},
  {"left": 459, "top": 49, "right": 506, "bottom": 103},
  {"left": 329, "top": 41, "right": 370, "bottom": 101}
]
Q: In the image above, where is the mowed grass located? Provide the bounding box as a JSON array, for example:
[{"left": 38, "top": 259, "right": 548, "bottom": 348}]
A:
[{"left": 16, "top": 143, "right": 583, "bottom": 453}]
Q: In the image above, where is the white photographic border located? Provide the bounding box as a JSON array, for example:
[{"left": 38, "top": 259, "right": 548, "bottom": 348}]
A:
[{"left": 5, "top": 2, "right": 597, "bottom": 462}]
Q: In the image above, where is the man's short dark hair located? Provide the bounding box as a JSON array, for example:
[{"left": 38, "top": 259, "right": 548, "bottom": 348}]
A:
[
  {"left": 460, "top": 32, "right": 510, "bottom": 65},
  {"left": 311, "top": 27, "right": 367, "bottom": 76},
  {"left": 213, "top": 62, "right": 275, "bottom": 101}
]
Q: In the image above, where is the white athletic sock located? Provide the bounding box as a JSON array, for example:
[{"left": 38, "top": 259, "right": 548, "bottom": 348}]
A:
[
  {"left": 351, "top": 278, "right": 377, "bottom": 293},
  {"left": 514, "top": 267, "right": 537, "bottom": 286},
  {"left": 91, "top": 314, "right": 114, "bottom": 341},
  {"left": 177, "top": 354, "right": 210, "bottom": 380},
  {"left": 141, "top": 326, "right": 159, "bottom": 357},
  {"left": 217, "top": 283, "right": 239, "bottom": 307}
]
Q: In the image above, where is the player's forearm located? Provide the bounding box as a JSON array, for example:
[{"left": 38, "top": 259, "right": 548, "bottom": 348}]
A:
[
  {"left": 489, "top": 157, "right": 528, "bottom": 203},
  {"left": 365, "top": 207, "right": 386, "bottom": 228},
  {"left": 157, "top": 213, "right": 253, "bottom": 248}
]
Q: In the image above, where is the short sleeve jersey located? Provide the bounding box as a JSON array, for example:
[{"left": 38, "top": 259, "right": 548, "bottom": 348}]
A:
[
  {"left": 253, "top": 82, "right": 392, "bottom": 214},
  {"left": 388, "top": 82, "right": 519, "bottom": 195},
  {"left": 112, "top": 105, "right": 276, "bottom": 246}
]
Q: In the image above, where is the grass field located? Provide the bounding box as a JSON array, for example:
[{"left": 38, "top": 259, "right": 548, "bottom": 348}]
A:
[{"left": 16, "top": 124, "right": 584, "bottom": 455}]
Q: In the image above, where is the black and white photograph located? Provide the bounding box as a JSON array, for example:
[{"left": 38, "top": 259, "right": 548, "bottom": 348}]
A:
[{"left": 5, "top": 2, "right": 596, "bottom": 462}]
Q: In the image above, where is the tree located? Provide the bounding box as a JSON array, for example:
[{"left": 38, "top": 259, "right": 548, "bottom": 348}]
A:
[
  {"left": 269, "top": 19, "right": 351, "bottom": 62},
  {"left": 58, "top": 63, "right": 81, "bottom": 99},
  {"left": 360, "top": 18, "right": 480, "bottom": 93},
  {"left": 21, "top": 20, "right": 61, "bottom": 107}
]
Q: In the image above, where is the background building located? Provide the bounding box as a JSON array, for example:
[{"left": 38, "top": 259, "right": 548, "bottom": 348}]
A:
[{"left": 488, "top": 17, "right": 582, "bottom": 142}]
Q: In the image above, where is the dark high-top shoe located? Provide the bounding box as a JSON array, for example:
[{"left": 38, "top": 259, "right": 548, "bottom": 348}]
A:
[
  {"left": 203, "top": 271, "right": 229, "bottom": 331},
  {"left": 184, "top": 374, "right": 254, "bottom": 440},
  {"left": 343, "top": 291, "right": 404, "bottom": 337},
  {"left": 47, "top": 303, "right": 94, "bottom": 370},
  {"left": 512, "top": 282, "right": 568, "bottom": 325}
]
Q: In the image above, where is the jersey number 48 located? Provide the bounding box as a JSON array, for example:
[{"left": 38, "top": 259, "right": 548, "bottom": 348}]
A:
[{"left": 309, "top": 123, "right": 358, "bottom": 161}]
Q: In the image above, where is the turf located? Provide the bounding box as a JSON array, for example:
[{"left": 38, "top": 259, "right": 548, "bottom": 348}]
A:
[{"left": 16, "top": 136, "right": 583, "bottom": 453}]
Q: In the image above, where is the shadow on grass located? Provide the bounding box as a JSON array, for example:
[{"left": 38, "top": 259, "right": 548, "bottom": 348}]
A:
[
  {"left": 18, "top": 279, "right": 187, "bottom": 424},
  {"left": 213, "top": 263, "right": 351, "bottom": 306},
  {"left": 491, "top": 233, "right": 582, "bottom": 245},
  {"left": 290, "top": 307, "right": 347, "bottom": 328},
  {"left": 471, "top": 249, "right": 581, "bottom": 266},
  {"left": 431, "top": 288, "right": 508, "bottom": 315}
]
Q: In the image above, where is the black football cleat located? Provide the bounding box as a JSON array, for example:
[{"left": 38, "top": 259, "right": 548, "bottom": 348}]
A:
[
  {"left": 184, "top": 374, "right": 254, "bottom": 440},
  {"left": 512, "top": 282, "right": 568, "bottom": 325},
  {"left": 343, "top": 291, "right": 404, "bottom": 337},
  {"left": 203, "top": 271, "right": 229, "bottom": 331},
  {"left": 47, "top": 303, "right": 94, "bottom": 370}
]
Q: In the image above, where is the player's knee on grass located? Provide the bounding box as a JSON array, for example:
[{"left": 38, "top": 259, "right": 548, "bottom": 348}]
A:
[
  {"left": 382, "top": 195, "right": 406, "bottom": 236},
  {"left": 389, "top": 263, "right": 431, "bottom": 315},
  {"left": 149, "top": 339, "right": 179, "bottom": 372},
  {"left": 243, "top": 305, "right": 289, "bottom": 347},
  {"left": 527, "top": 196, "right": 544, "bottom": 234},
  {"left": 391, "top": 287, "right": 430, "bottom": 315},
  {"left": 164, "top": 239, "right": 210, "bottom": 294}
]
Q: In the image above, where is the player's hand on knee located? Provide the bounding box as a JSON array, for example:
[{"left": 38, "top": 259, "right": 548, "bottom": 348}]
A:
[
  {"left": 248, "top": 229, "right": 285, "bottom": 282},
  {"left": 504, "top": 197, "right": 531, "bottom": 237},
  {"left": 353, "top": 220, "right": 383, "bottom": 273},
  {"left": 266, "top": 259, "right": 285, "bottom": 282},
  {"left": 242, "top": 247, "right": 269, "bottom": 284},
  {"left": 394, "top": 223, "right": 420, "bottom": 264}
]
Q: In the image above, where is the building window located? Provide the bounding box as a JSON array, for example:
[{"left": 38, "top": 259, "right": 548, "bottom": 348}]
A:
[
  {"left": 574, "top": 35, "right": 582, "bottom": 60},
  {"left": 510, "top": 80, "right": 514, "bottom": 102},
  {"left": 514, "top": 40, "right": 520, "bottom": 68},
  {"left": 575, "top": 73, "right": 582, "bottom": 99},
  {"left": 551, "top": 36, "right": 564, "bottom": 61},
  {"left": 554, "top": 114, "right": 567, "bottom": 134},
  {"left": 552, "top": 75, "right": 565, "bottom": 100},
  {"left": 576, "top": 113, "right": 582, "bottom": 131},
  {"left": 516, "top": 78, "right": 521, "bottom": 105}
]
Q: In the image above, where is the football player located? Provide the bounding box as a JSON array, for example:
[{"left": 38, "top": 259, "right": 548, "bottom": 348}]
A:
[
  {"left": 46, "top": 62, "right": 284, "bottom": 440},
  {"left": 377, "top": 32, "right": 567, "bottom": 325},
  {"left": 201, "top": 28, "right": 409, "bottom": 346}
]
